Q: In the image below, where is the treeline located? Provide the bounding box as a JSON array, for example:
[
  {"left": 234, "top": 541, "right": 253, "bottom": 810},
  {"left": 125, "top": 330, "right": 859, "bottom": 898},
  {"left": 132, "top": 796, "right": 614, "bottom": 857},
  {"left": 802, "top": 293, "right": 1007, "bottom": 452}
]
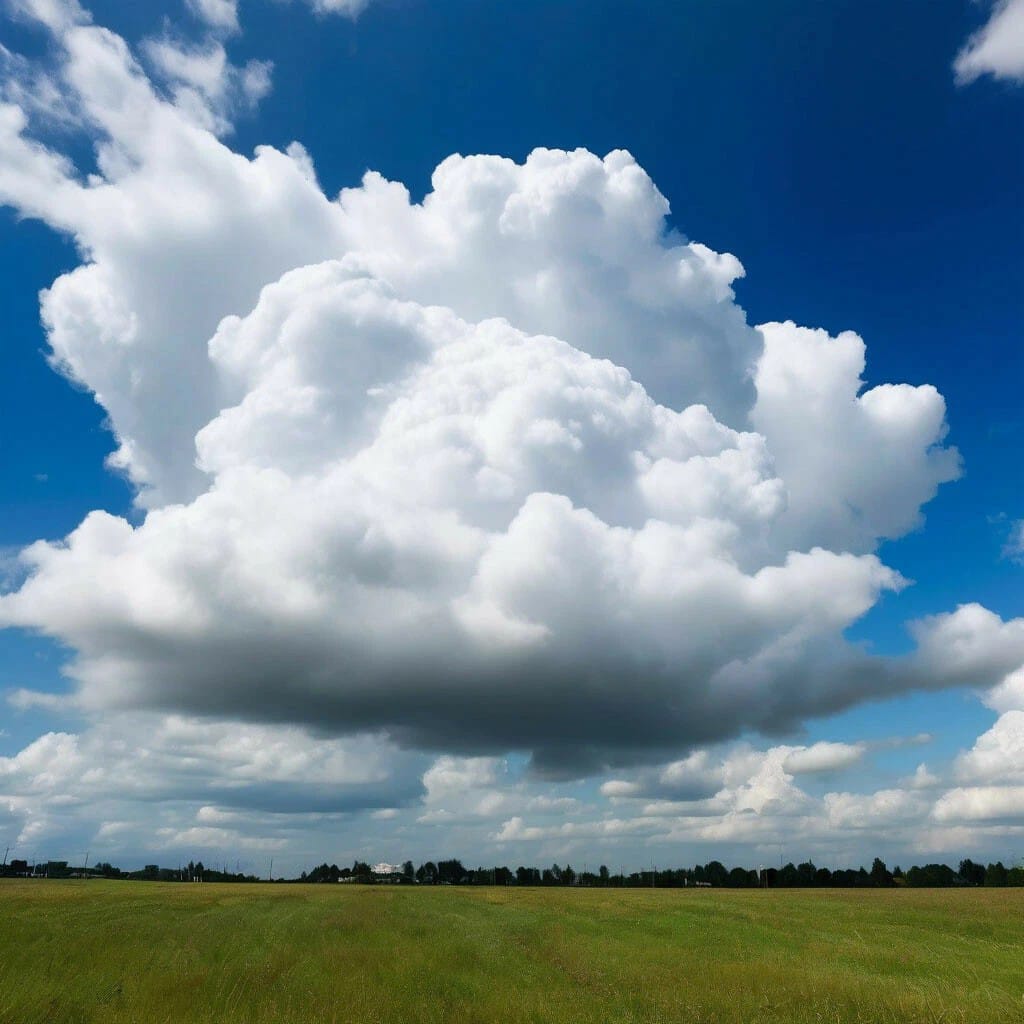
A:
[
  {"left": 293, "top": 857, "right": 1024, "bottom": 888},
  {"left": 6, "top": 856, "right": 1023, "bottom": 888},
  {"left": 0, "top": 858, "right": 260, "bottom": 883}
]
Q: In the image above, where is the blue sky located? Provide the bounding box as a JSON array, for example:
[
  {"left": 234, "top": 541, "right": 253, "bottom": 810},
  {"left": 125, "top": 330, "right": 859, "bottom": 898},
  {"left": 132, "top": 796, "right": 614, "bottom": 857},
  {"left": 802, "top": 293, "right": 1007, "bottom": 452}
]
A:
[{"left": 0, "top": 0, "right": 1022, "bottom": 873}]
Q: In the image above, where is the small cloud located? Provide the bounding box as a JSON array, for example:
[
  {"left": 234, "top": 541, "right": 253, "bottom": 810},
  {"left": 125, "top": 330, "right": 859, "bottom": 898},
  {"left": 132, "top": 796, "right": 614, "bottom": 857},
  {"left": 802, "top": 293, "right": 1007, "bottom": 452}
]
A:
[
  {"left": 871, "top": 732, "right": 933, "bottom": 751},
  {"left": 906, "top": 763, "right": 940, "bottom": 790},
  {"left": 303, "top": 0, "right": 372, "bottom": 18},
  {"left": 34, "top": 473, "right": 48, "bottom": 483},
  {"left": 783, "top": 742, "right": 866, "bottom": 775},
  {"left": 186, "top": 0, "right": 239, "bottom": 35},
  {"left": 1002, "top": 519, "right": 1024, "bottom": 564},
  {"left": 6, "top": 688, "right": 74, "bottom": 712},
  {"left": 954, "top": 0, "right": 1024, "bottom": 85}
]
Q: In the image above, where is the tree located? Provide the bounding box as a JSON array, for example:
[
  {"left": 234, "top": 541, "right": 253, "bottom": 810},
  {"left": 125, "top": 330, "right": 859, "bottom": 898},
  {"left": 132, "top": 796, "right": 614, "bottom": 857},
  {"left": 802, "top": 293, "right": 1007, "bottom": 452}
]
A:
[
  {"left": 704, "top": 861, "right": 729, "bottom": 887},
  {"left": 959, "top": 859, "right": 986, "bottom": 886},
  {"left": 906, "top": 864, "right": 958, "bottom": 887},
  {"left": 402, "top": 860, "right": 415, "bottom": 880},
  {"left": 777, "top": 862, "right": 799, "bottom": 887},
  {"left": 985, "top": 861, "right": 1008, "bottom": 887},
  {"left": 728, "top": 866, "right": 755, "bottom": 887},
  {"left": 796, "top": 861, "right": 817, "bottom": 887},
  {"left": 870, "top": 858, "right": 893, "bottom": 887},
  {"left": 437, "top": 859, "right": 466, "bottom": 884},
  {"left": 598, "top": 865, "right": 609, "bottom": 885}
]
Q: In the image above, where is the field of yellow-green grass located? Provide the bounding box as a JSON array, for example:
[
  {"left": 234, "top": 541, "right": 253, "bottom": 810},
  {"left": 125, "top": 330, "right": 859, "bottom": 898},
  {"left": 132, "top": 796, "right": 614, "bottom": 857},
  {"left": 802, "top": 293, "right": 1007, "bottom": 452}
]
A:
[{"left": 2, "top": 880, "right": 1023, "bottom": 1023}]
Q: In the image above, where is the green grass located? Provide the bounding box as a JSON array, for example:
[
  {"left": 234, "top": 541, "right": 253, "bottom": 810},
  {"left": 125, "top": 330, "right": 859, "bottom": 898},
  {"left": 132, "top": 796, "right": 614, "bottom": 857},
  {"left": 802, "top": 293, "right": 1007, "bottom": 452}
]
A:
[{"left": 2, "top": 881, "right": 1023, "bottom": 1023}]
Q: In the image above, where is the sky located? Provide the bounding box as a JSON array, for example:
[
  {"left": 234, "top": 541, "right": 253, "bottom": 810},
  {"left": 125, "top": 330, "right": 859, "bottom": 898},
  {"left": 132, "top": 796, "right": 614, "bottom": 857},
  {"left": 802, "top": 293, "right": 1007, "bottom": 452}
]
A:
[{"left": 0, "top": 0, "right": 1022, "bottom": 876}]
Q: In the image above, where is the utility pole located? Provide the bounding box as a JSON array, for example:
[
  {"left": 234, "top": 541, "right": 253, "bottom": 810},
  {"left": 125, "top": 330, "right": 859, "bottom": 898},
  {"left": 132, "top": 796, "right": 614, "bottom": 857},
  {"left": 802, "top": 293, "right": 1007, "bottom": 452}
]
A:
[
  {"left": 268, "top": 857, "right": 273, "bottom": 882},
  {"left": 2, "top": 845, "right": 8, "bottom": 869}
]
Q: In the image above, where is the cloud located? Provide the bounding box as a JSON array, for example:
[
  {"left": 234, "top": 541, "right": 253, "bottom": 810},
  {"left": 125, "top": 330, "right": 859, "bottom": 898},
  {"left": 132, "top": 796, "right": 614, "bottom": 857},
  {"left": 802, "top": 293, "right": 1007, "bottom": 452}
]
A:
[
  {"left": 1, "top": 706, "right": 1022, "bottom": 867},
  {"left": 299, "top": 0, "right": 371, "bottom": 17},
  {"left": 955, "top": 0, "right": 1024, "bottom": 84},
  {"left": 597, "top": 741, "right": 868, "bottom": 805},
  {"left": 1002, "top": 519, "right": 1024, "bottom": 563},
  {"left": 933, "top": 785, "right": 1024, "bottom": 822},
  {"left": 0, "top": 713, "right": 426, "bottom": 855},
  {"left": 186, "top": 0, "right": 239, "bottom": 34},
  {"left": 8, "top": 0, "right": 89, "bottom": 33},
  {"left": 6, "top": 688, "right": 73, "bottom": 712},
  {"left": 1, "top": 1, "right": 1021, "bottom": 786},
  {"left": 955, "top": 710, "right": 1024, "bottom": 783},
  {"left": 496, "top": 727, "right": 1024, "bottom": 862},
  {"left": 782, "top": 742, "right": 866, "bottom": 775},
  {"left": 417, "top": 755, "right": 581, "bottom": 825},
  {"left": 497, "top": 742, "right": 915, "bottom": 853},
  {"left": 142, "top": 34, "right": 272, "bottom": 135},
  {"left": 753, "top": 323, "right": 959, "bottom": 553},
  {"left": 187, "top": 0, "right": 372, "bottom": 31}
]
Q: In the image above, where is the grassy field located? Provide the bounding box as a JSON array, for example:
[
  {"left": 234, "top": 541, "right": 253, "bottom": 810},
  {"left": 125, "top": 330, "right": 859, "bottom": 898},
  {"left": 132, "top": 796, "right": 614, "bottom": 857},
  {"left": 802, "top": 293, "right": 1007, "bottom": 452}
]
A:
[{"left": 1, "top": 881, "right": 1023, "bottom": 1024}]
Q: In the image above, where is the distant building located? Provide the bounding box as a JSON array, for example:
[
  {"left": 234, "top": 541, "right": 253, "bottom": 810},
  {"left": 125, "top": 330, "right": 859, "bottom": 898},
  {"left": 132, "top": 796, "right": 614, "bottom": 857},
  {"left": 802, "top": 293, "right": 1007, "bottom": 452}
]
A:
[{"left": 371, "top": 862, "right": 414, "bottom": 883}]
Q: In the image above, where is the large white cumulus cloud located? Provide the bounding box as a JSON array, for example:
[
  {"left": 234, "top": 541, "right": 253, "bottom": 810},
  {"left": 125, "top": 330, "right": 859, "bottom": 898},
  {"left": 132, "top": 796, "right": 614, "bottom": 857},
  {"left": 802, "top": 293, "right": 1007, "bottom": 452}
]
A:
[{"left": 1, "top": 1, "right": 1022, "bottom": 778}]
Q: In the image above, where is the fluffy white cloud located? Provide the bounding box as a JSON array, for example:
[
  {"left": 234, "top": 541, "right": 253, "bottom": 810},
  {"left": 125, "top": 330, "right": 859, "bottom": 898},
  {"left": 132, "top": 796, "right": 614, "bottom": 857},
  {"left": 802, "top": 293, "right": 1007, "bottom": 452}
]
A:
[
  {"left": 986, "top": 666, "right": 1024, "bottom": 712},
  {"left": 824, "top": 788, "right": 932, "bottom": 832},
  {"left": 933, "top": 785, "right": 1024, "bottom": 822},
  {"left": 782, "top": 741, "right": 866, "bottom": 775},
  {"left": 187, "top": 0, "right": 239, "bottom": 34},
  {"left": 0, "top": 713, "right": 425, "bottom": 858},
  {"left": 954, "top": 709, "right": 1024, "bottom": 784},
  {"left": 187, "top": 0, "right": 370, "bottom": 32},
  {"left": 8, "top": 0, "right": 89, "bottom": 33},
  {"left": 753, "top": 323, "right": 959, "bottom": 553},
  {"left": 142, "top": 34, "right": 272, "bottom": 134},
  {"left": 1, "top": 707, "right": 1021, "bottom": 868},
  {"left": 498, "top": 741, "right": 909, "bottom": 854},
  {"left": 955, "top": 0, "right": 1024, "bottom": 84},
  {"left": 496, "top": 729, "right": 1024, "bottom": 864},
  {"left": 1, "top": 1, "right": 1022, "bottom": 789},
  {"left": 418, "top": 755, "right": 581, "bottom": 825}
]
